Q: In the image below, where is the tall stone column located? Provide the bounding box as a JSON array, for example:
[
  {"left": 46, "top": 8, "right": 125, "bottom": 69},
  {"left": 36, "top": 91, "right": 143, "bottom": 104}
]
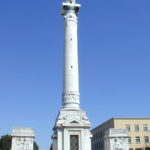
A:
[
  {"left": 52, "top": 0, "right": 92, "bottom": 150},
  {"left": 62, "top": 0, "right": 80, "bottom": 109}
]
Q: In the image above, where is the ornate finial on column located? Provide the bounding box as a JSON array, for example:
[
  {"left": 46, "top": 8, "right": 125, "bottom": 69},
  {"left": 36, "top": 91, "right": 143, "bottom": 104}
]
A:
[{"left": 66, "top": 0, "right": 76, "bottom": 3}]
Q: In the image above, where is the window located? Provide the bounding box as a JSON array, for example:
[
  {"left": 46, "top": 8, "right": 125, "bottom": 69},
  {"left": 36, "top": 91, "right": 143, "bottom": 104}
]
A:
[
  {"left": 96, "top": 143, "right": 98, "bottom": 149},
  {"left": 144, "top": 136, "right": 149, "bottom": 143},
  {"left": 135, "top": 125, "right": 139, "bottom": 131},
  {"left": 100, "top": 131, "right": 102, "bottom": 137},
  {"left": 128, "top": 137, "right": 131, "bottom": 144},
  {"left": 96, "top": 133, "right": 98, "bottom": 140},
  {"left": 126, "top": 124, "right": 130, "bottom": 132},
  {"left": 136, "top": 137, "right": 140, "bottom": 144},
  {"left": 93, "top": 134, "right": 95, "bottom": 141},
  {"left": 143, "top": 124, "right": 148, "bottom": 131},
  {"left": 94, "top": 133, "right": 96, "bottom": 141},
  {"left": 102, "top": 131, "right": 104, "bottom": 137}
]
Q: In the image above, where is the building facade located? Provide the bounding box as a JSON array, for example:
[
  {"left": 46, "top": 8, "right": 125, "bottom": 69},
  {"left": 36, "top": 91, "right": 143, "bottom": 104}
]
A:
[{"left": 91, "top": 118, "right": 150, "bottom": 150}]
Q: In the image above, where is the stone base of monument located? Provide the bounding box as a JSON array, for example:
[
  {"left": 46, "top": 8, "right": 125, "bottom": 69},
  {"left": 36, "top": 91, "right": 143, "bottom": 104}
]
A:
[
  {"left": 52, "top": 108, "right": 92, "bottom": 150},
  {"left": 104, "top": 128, "right": 129, "bottom": 150},
  {"left": 11, "top": 127, "right": 35, "bottom": 150}
]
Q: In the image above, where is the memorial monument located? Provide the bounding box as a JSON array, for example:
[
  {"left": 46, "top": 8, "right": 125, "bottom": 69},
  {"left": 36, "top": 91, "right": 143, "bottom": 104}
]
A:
[
  {"left": 11, "top": 127, "right": 35, "bottom": 150},
  {"left": 104, "top": 128, "right": 129, "bottom": 150},
  {"left": 52, "top": 0, "right": 92, "bottom": 150}
]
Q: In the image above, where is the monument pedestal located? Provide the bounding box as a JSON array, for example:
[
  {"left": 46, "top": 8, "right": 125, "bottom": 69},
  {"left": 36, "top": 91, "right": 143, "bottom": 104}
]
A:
[
  {"left": 52, "top": 109, "right": 92, "bottom": 150},
  {"left": 104, "top": 128, "right": 129, "bottom": 150},
  {"left": 11, "top": 127, "right": 35, "bottom": 150}
]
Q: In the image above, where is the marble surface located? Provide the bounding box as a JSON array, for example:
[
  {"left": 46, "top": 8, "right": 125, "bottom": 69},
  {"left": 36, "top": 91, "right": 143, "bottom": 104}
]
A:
[
  {"left": 104, "top": 128, "right": 129, "bottom": 150},
  {"left": 11, "top": 127, "right": 35, "bottom": 150},
  {"left": 52, "top": 1, "right": 91, "bottom": 150},
  {"left": 52, "top": 108, "right": 92, "bottom": 150}
]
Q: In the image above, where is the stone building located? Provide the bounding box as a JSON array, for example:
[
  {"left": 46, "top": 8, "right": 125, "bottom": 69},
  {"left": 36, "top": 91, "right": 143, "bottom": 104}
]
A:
[{"left": 91, "top": 118, "right": 150, "bottom": 150}]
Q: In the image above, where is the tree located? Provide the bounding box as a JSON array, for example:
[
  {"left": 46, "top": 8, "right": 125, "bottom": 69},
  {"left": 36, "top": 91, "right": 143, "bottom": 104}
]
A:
[
  {"left": 50, "top": 144, "right": 52, "bottom": 150},
  {"left": 34, "top": 141, "right": 39, "bottom": 150},
  {"left": 0, "top": 134, "right": 39, "bottom": 150},
  {"left": 0, "top": 135, "right": 12, "bottom": 150}
]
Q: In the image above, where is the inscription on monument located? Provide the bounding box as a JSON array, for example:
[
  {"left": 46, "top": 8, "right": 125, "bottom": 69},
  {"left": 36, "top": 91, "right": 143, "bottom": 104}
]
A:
[
  {"left": 11, "top": 128, "right": 35, "bottom": 150},
  {"left": 15, "top": 137, "right": 32, "bottom": 150}
]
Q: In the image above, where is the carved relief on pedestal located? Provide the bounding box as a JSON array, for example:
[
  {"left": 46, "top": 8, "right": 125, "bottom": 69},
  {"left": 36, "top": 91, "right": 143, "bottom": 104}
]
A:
[
  {"left": 104, "top": 128, "right": 129, "bottom": 150},
  {"left": 11, "top": 128, "right": 34, "bottom": 150},
  {"left": 15, "top": 137, "right": 33, "bottom": 150},
  {"left": 113, "top": 138, "right": 125, "bottom": 150}
]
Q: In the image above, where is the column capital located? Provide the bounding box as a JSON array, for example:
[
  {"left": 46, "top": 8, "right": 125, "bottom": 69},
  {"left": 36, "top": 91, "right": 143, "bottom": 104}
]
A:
[{"left": 61, "top": 2, "right": 81, "bottom": 16}]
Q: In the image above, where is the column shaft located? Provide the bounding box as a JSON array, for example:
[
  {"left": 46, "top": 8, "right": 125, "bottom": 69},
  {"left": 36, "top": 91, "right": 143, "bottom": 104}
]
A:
[{"left": 62, "top": 4, "right": 80, "bottom": 109}]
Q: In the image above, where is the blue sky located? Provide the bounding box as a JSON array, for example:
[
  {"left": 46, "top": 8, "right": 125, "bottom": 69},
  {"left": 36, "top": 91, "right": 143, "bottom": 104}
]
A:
[{"left": 0, "top": 0, "right": 150, "bottom": 150}]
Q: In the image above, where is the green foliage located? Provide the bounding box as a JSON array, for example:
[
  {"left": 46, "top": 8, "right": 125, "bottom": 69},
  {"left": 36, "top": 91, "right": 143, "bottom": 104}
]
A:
[
  {"left": 34, "top": 141, "right": 39, "bottom": 150},
  {"left": 0, "top": 134, "right": 39, "bottom": 150},
  {"left": 0, "top": 135, "right": 12, "bottom": 150}
]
